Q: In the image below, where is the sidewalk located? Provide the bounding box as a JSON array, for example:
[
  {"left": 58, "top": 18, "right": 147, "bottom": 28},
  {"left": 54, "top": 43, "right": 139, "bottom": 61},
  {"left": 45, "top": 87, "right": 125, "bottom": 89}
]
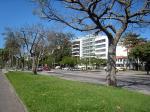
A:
[{"left": 0, "top": 70, "right": 27, "bottom": 112}]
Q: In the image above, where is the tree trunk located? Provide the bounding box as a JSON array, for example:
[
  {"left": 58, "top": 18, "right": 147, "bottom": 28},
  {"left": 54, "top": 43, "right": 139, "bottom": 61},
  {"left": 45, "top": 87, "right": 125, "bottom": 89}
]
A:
[
  {"left": 21, "top": 57, "right": 25, "bottom": 71},
  {"left": 106, "top": 44, "right": 117, "bottom": 86},
  {"left": 32, "top": 56, "right": 37, "bottom": 74}
]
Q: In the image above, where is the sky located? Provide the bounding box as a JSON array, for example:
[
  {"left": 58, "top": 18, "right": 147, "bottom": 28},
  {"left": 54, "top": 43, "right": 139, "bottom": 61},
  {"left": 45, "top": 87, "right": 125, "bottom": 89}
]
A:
[
  {"left": 0, "top": 0, "right": 150, "bottom": 48},
  {"left": 0, "top": 0, "right": 42, "bottom": 48}
]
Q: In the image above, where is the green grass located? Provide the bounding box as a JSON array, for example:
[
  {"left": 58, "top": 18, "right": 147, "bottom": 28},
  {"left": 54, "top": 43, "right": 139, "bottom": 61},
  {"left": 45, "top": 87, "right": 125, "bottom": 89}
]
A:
[{"left": 6, "top": 71, "right": 150, "bottom": 112}]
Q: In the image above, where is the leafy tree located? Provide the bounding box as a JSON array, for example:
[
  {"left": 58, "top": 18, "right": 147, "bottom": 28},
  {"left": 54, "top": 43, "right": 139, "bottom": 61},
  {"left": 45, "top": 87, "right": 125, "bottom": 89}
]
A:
[
  {"left": 90, "top": 58, "right": 107, "bottom": 69},
  {"left": 60, "top": 56, "right": 77, "bottom": 67},
  {"left": 80, "top": 58, "right": 89, "bottom": 70},
  {"left": 3, "top": 28, "right": 22, "bottom": 68},
  {"left": 123, "top": 32, "right": 147, "bottom": 70},
  {"left": 123, "top": 33, "right": 147, "bottom": 48},
  {"left": 34, "top": 0, "right": 150, "bottom": 86},
  {"left": 129, "top": 42, "right": 150, "bottom": 74},
  {"left": 43, "top": 54, "right": 54, "bottom": 68},
  {"left": 48, "top": 32, "right": 73, "bottom": 64},
  {"left": 0, "top": 48, "right": 9, "bottom": 68}
]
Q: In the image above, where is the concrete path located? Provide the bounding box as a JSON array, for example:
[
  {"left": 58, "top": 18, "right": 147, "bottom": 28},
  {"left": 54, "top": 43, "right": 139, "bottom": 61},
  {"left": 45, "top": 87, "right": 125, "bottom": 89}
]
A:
[
  {"left": 40, "top": 70, "right": 150, "bottom": 95},
  {"left": 0, "top": 70, "right": 27, "bottom": 112}
]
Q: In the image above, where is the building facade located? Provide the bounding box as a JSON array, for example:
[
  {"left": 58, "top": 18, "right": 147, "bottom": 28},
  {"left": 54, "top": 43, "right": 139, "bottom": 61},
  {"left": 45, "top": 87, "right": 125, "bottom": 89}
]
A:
[
  {"left": 72, "top": 39, "right": 81, "bottom": 57},
  {"left": 116, "top": 42, "right": 128, "bottom": 67},
  {"left": 72, "top": 35, "right": 128, "bottom": 67},
  {"left": 72, "top": 35, "right": 108, "bottom": 59}
]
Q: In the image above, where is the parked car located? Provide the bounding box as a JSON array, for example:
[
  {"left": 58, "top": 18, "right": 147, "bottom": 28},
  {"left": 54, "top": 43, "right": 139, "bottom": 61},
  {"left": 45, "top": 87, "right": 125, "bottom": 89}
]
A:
[
  {"left": 62, "top": 67, "right": 70, "bottom": 70},
  {"left": 104, "top": 66, "right": 107, "bottom": 71},
  {"left": 55, "top": 66, "right": 60, "bottom": 69},
  {"left": 104, "top": 66, "right": 126, "bottom": 71},
  {"left": 37, "top": 66, "right": 43, "bottom": 71},
  {"left": 116, "top": 67, "right": 126, "bottom": 71},
  {"left": 43, "top": 66, "right": 50, "bottom": 71}
]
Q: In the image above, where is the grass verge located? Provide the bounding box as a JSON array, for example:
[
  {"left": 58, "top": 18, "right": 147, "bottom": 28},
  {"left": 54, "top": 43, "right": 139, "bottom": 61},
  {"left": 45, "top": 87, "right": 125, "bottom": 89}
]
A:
[{"left": 6, "top": 71, "right": 150, "bottom": 112}]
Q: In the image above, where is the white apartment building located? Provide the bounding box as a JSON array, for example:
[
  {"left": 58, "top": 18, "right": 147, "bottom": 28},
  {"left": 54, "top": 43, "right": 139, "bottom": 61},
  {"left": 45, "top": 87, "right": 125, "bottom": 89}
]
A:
[
  {"left": 72, "top": 35, "right": 108, "bottom": 59},
  {"left": 72, "top": 39, "right": 81, "bottom": 57},
  {"left": 72, "top": 35, "right": 128, "bottom": 67}
]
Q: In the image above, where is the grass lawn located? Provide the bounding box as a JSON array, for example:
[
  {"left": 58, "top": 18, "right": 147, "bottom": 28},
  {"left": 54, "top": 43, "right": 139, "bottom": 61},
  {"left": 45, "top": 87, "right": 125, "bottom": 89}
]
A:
[{"left": 6, "top": 71, "right": 150, "bottom": 112}]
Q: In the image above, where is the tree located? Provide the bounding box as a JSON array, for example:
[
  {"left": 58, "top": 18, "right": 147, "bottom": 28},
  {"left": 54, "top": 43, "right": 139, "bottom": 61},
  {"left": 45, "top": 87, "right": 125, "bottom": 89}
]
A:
[
  {"left": 20, "top": 24, "right": 49, "bottom": 74},
  {"left": 123, "top": 32, "right": 147, "bottom": 70},
  {"left": 60, "top": 56, "right": 77, "bottom": 67},
  {"left": 123, "top": 32, "right": 147, "bottom": 48},
  {"left": 90, "top": 57, "right": 107, "bottom": 69},
  {"left": 3, "top": 28, "right": 22, "bottom": 68},
  {"left": 80, "top": 58, "right": 89, "bottom": 70},
  {"left": 47, "top": 32, "right": 73, "bottom": 64},
  {"left": 34, "top": 0, "right": 150, "bottom": 86},
  {"left": 0, "top": 49, "right": 9, "bottom": 68},
  {"left": 129, "top": 42, "right": 150, "bottom": 74}
]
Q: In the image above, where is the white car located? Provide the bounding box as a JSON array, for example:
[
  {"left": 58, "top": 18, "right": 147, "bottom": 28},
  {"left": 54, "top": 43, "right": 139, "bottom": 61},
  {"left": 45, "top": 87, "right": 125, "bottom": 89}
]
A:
[
  {"left": 116, "top": 67, "right": 126, "bottom": 71},
  {"left": 55, "top": 66, "right": 60, "bottom": 69},
  {"left": 104, "top": 66, "right": 126, "bottom": 71},
  {"left": 62, "top": 67, "right": 70, "bottom": 70}
]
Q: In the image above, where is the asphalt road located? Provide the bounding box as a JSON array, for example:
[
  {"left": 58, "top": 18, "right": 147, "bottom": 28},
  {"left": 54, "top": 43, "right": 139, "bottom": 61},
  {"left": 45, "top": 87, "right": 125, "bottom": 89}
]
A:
[{"left": 41, "top": 69, "right": 150, "bottom": 95}]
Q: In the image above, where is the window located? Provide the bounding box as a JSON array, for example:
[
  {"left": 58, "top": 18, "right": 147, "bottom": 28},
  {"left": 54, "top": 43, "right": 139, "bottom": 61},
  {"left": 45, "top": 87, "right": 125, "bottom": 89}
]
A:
[
  {"left": 95, "top": 49, "right": 106, "bottom": 52},
  {"left": 95, "top": 44, "right": 106, "bottom": 48},
  {"left": 97, "top": 54, "right": 106, "bottom": 57},
  {"left": 95, "top": 39, "right": 106, "bottom": 44}
]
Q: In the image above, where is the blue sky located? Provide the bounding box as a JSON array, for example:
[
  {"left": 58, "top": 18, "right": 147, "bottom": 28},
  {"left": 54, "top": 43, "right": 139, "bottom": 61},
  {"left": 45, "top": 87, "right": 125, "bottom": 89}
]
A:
[
  {"left": 0, "top": 0, "right": 85, "bottom": 48},
  {"left": 0, "top": 0, "right": 42, "bottom": 48},
  {"left": 0, "top": 0, "right": 150, "bottom": 48}
]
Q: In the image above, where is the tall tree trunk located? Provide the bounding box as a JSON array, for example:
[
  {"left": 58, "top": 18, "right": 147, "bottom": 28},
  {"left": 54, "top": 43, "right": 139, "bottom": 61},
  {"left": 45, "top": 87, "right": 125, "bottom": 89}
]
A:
[
  {"left": 32, "top": 56, "right": 37, "bottom": 74},
  {"left": 106, "top": 44, "right": 117, "bottom": 86},
  {"left": 21, "top": 57, "right": 25, "bottom": 71}
]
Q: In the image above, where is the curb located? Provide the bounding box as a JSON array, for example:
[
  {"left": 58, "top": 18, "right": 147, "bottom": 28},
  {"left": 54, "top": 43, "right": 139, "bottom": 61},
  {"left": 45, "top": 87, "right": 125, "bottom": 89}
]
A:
[{"left": 2, "top": 71, "right": 28, "bottom": 112}]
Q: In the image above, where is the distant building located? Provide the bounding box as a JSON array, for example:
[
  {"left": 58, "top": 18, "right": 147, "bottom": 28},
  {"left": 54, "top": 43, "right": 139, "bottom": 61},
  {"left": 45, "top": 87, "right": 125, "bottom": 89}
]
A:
[
  {"left": 72, "top": 38, "right": 81, "bottom": 57},
  {"left": 116, "top": 41, "right": 128, "bottom": 67},
  {"left": 72, "top": 35, "right": 108, "bottom": 59},
  {"left": 72, "top": 34, "right": 128, "bottom": 67}
]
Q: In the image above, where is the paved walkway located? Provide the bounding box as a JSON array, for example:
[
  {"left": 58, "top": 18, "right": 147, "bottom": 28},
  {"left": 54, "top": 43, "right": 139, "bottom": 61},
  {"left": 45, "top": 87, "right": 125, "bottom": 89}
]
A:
[{"left": 0, "top": 70, "right": 27, "bottom": 112}]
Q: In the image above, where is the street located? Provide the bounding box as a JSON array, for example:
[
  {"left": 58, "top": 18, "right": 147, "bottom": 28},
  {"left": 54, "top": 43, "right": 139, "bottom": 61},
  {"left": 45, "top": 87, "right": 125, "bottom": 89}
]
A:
[{"left": 41, "top": 69, "right": 150, "bottom": 95}]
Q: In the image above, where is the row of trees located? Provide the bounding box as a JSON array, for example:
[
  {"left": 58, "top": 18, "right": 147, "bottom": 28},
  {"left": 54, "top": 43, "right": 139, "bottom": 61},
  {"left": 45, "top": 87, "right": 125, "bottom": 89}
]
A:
[
  {"left": 60, "top": 56, "right": 107, "bottom": 69},
  {"left": 1, "top": 24, "right": 106, "bottom": 73},
  {"left": 129, "top": 42, "right": 150, "bottom": 74},
  {"left": 122, "top": 32, "right": 150, "bottom": 74},
  {"left": 1, "top": 25, "right": 72, "bottom": 74}
]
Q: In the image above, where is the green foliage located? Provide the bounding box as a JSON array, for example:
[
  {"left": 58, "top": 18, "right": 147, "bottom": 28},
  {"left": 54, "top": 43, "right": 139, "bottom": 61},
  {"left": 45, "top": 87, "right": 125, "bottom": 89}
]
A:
[
  {"left": 80, "top": 58, "right": 107, "bottom": 69},
  {"left": 6, "top": 71, "right": 150, "bottom": 112},
  {"left": 60, "top": 56, "right": 78, "bottom": 67},
  {"left": 91, "top": 58, "right": 107, "bottom": 66},
  {"left": 0, "top": 48, "right": 9, "bottom": 68},
  {"left": 80, "top": 58, "right": 89, "bottom": 65},
  {"left": 43, "top": 55, "right": 54, "bottom": 66},
  {"left": 51, "top": 33, "right": 73, "bottom": 64},
  {"left": 123, "top": 32, "right": 147, "bottom": 48},
  {"left": 129, "top": 42, "right": 150, "bottom": 62},
  {"left": 3, "top": 28, "right": 21, "bottom": 56}
]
